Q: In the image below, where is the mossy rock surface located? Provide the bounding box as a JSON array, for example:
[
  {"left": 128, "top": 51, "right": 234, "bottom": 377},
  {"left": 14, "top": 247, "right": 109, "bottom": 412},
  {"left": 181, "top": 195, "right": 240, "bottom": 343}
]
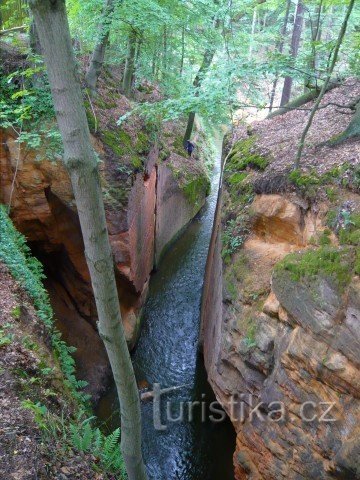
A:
[
  {"left": 182, "top": 175, "right": 210, "bottom": 209},
  {"left": 167, "top": 153, "right": 211, "bottom": 211},
  {"left": 226, "top": 136, "right": 269, "bottom": 173}
]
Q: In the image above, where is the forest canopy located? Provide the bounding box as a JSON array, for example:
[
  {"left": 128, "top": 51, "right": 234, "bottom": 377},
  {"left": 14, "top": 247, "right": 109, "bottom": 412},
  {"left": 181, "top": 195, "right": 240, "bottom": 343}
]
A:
[{"left": 1, "top": 0, "right": 359, "bottom": 128}]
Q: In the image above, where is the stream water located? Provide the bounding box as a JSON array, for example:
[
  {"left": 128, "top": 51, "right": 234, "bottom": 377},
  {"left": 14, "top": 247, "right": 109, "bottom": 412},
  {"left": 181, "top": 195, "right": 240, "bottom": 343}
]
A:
[{"left": 97, "top": 146, "right": 235, "bottom": 479}]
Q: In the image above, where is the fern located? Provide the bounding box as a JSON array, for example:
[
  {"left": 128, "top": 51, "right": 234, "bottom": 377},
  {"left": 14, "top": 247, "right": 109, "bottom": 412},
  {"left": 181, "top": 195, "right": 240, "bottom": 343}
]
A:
[
  {"left": 101, "top": 428, "right": 121, "bottom": 468},
  {"left": 70, "top": 418, "right": 125, "bottom": 475}
]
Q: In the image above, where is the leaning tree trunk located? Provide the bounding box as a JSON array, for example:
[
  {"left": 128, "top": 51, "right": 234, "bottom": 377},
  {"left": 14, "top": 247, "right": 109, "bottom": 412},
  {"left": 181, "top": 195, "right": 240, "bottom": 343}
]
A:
[
  {"left": 295, "top": 0, "right": 355, "bottom": 167},
  {"left": 183, "top": 47, "right": 215, "bottom": 146},
  {"left": 280, "top": 0, "right": 305, "bottom": 107},
  {"left": 28, "top": 2, "right": 147, "bottom": 479},
  {"left": 330, "top": 99, "right": 360, "bottom": 145},
  {"left": 122, "top": 29, "right": 137, "bottom": 98},
  {"left": 85, "top": 0, "right": 116, "bottom": 93}
]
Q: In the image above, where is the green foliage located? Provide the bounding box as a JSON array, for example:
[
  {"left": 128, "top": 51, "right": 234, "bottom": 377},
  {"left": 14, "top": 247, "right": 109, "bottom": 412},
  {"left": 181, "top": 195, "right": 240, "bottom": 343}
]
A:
[
  {"left": 22, "top": 399, "right": 49, "bottom": 430},
  {"left": 0, "top": 328, "right": 13, "bottom": 347},
  {"left": 276, "top": 246, "right": 355, "bottom": 290},
  {"left": 1, "top": 209, "right": 125, "bottom": 477},
  {"left": 289, "top": 169, "right": 320, "bottom": 188},
  {"left": 326, "top": 209, "right": 338, "bottom": 229},
  {"left": 22, "top": 399, "right": 125, "bottom": 476},
  {"left": 0, "top": 206, "right": 87, "bottom": 402},
  {"left": 11, "top": 305, "right": 21, "bottom": 319},
  {"left": 222, "top": 219, "right": 246, "bottom": 260},
  {"left": 228, "top": 172, "right": 248, "bottom": 185},
  {"left": 325, "top": 187, "right": 338, "bottom": 202},
  {"left": 338, "top": 213, "right": 360, "bottom": 246},
  {"left": 0, "top": 65, "right": 63, "bottom": 161},
  {"left": 101, "top": 127, "right": 149, "bottom": 173},
  {"left": 319, "top": 230, "right": 332, "bottom": 246},
  {"left": 70, "top": 419, "right": 125, "bottom": 474},
  {"left": 244, "top": 324, "right": 257, "bottom": 349}
]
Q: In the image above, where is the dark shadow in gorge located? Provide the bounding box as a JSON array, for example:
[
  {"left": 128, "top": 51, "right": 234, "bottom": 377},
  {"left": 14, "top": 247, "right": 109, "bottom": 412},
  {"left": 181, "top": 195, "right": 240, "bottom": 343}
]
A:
[{"left": 29, "top": 243, "right": 112, "bottom": 401}]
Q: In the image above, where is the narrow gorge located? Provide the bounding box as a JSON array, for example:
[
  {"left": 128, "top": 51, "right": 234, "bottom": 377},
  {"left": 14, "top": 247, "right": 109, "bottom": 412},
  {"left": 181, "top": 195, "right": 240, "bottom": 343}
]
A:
[{"left": 1, "top": 12, "right": 360, "bottom": 478}]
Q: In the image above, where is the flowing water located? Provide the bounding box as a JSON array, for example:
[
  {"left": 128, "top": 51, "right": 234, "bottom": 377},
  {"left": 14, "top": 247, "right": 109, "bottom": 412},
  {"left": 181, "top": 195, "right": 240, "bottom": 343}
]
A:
[{"left": 97, "top": 146, "right": 235, "bottom": 480}]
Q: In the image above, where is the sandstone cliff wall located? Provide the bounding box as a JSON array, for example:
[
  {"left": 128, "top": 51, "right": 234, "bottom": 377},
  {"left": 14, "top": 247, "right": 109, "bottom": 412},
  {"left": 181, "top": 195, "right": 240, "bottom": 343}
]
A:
[
  {"left": 0, "top": 128, "right": 209, "bottom": 397},
  {"left": 201, "top": 121, "right": 360, "bottom": 480}
]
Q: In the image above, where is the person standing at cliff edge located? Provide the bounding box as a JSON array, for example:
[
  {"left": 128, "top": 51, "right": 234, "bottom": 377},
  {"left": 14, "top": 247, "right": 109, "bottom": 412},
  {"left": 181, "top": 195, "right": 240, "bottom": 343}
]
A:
[{"left": 185, "top": 139, "right": 195, "bottom": 157}]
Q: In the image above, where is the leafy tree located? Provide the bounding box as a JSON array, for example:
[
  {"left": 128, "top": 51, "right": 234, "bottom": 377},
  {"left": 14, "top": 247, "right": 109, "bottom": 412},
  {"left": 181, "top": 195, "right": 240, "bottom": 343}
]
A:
[{"left": 27, "top": 1, "right": 147, "bottom": 478}]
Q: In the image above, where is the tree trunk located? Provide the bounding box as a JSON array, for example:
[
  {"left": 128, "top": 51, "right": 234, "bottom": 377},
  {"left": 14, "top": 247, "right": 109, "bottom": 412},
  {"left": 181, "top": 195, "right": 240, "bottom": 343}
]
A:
[
  {"left": 163, "top": 25, "right": 167, "bottom": 74},
  {"left": 248, "top": 7, "right": 257, "bottom": 59},
  {"left": 28, "top": 2, "right": 147, "bottom": 479},
  {"left": 330, "top": 100, "right": 360, "bottom": 145},
  {"left": 180, "top": 25, "right": 185, "bottom": 76},
  {"left": 29, "top": 18, "right": 41, "bottom": 55},
  {"left": 135, "top": 36, "right": 142, "bottom": 72},
  {"left": 151, "top": 45, "right": 157, "bottom": 76},
  {"left": 267, "top": 79, "right": 341, "bottom": 119},
  {"left": 122, "top": 29, "right": 137, "bottom": 98},
  {"left": 280, "top": 0, "right": 305, "bottom": 106},
  {"left": 183, "top": 47, "right": 215, "bottom": 146},
  {"left": 0, "top": 1, "right": 3, "bottom": 30},
  {"left": 305, "top": 0, "right": 323, "bottom": 92},
  {"left": 295, "top": 0, "right": 355, "bottom": 167},
  {"left": 269, "top": 0, "right": 291, "bottom": 111},
  {"left": 85, "top": 0, "right": 116, "bottom": 93}
]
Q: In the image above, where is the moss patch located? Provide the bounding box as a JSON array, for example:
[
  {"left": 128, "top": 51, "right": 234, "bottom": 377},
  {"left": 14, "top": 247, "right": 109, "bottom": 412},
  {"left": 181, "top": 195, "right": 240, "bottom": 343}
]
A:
[
  {"left": 101, "top": 130, "right": 131, "bottom": 156},
  {"left": 172, "top": 135, "right": 187, "bottom": 157},
  {"left": 182, "top": 175, "right": 210, "bottom": 208},
  {"left": 226, "top": 137, "right": 269, "bottom": 173}
]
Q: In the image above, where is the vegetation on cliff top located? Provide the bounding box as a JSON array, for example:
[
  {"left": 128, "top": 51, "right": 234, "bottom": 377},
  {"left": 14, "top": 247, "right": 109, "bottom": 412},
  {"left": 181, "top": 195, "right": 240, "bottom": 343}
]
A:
[{"left": 275, "top": 246, "right": 357, "bottom": 290}]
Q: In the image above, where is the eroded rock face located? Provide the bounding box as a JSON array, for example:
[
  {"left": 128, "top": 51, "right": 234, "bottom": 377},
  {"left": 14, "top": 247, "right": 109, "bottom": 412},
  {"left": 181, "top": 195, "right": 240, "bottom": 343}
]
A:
[
  {"left": 1, "top": 128, "right": 209, "bottom": 397},
  {"left": 201, "top": 193, "right": 360, "bottom": 480}
]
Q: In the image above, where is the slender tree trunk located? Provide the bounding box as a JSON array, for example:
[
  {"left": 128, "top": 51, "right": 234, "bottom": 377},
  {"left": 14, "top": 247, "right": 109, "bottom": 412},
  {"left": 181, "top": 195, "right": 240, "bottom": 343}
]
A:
[
  {"left": 180, "top": 25, "right": 185, "bottom": 76},
  {"left": 269, "top": 0, "right": 291, "bottom": 111},
  {"left": 122, "top": 29, "right": 137, "bottom": 97},
  {"left": 183, "top": 47, "right": 215, "bottom": 146},
  {"left": 295, "top": 0, "right": 355, "bottom": 167},
  {"left": 163, "top": 25, "right": 167, "bottom": 74},
  {"left": 28, "top": 2, "right": 147, "bottom": 479},
  {"left": 29, "top": 18, "right": 41, "bottom": 55},
  {"left": 267, "top": 79, "right": 340, "bottom": 119},
  {"left": 0, "top": 1, "right": 3, "bottom": 30},
  {"left": 248, "top": 7, "right": 257, "bottom": 60},
  {"left": 135, "top": 36, "right": 142, "bottom": 70},
  {"left": 151, "top": 45, "right": 157, "bottom": 76},
  {"left": 305, "top": 0, "right": 323, "bottom": 92},
  {"left": 280, "top": 0, "right": 305, "bottom": 106},
  {"left": 85, "top": 0, "right": 116, "bottom": 93}
]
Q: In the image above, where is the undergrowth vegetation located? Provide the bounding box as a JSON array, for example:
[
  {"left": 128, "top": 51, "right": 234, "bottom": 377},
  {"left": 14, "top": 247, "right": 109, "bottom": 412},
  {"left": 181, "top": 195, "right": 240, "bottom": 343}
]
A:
[
  {"left": 0, "top": 62, "right": 63, "bottom": 161},
  {"left": 275, "top": 246, "right": 357, "bottom": 289},
  {"left": 0, "top": 206, "right": 125, "bottom": 477}
]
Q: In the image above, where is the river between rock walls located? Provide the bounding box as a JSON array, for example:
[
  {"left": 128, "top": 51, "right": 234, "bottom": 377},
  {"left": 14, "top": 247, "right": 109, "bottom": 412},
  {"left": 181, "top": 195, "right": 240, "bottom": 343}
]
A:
[{"left": 96, "top": 143, "right": 236, "bottom": 480}]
